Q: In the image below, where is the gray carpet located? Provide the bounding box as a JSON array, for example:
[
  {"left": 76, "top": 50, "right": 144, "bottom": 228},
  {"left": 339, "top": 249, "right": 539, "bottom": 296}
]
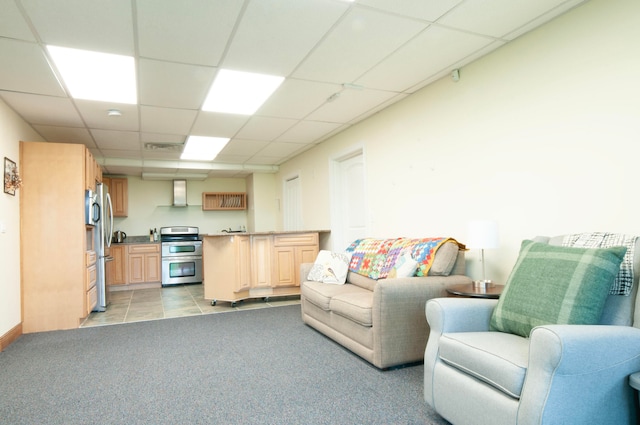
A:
[{"left": 0, "top": 305, "right": 450, "bottom": 424}]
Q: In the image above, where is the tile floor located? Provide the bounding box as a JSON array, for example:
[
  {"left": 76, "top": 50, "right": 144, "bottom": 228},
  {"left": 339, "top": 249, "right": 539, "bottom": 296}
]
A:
[{"left": 81, "top": 284, "right": 300, "bottom": 327}]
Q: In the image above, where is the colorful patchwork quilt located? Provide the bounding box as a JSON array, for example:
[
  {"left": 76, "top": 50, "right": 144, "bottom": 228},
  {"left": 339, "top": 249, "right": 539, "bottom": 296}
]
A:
[{"left": 345, "top": 237, "right": 460, "bottom": 280}]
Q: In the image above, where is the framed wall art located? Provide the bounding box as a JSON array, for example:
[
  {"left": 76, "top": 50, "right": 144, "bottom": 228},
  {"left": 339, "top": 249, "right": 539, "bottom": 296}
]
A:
[{"left": 4, "top": 157, "right": 20, "bottom": 196}]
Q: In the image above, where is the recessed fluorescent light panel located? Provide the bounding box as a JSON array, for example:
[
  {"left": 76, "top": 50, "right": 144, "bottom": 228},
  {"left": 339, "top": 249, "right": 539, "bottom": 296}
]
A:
[
  {"left": 181, "top": 136, "right": 230, "bottom": 161},
  {"left": 47, "top": 45, "right": 137, "bottom": 104},
  {"left": 202, "top": 69, "right": 284, "bottom": 115}
]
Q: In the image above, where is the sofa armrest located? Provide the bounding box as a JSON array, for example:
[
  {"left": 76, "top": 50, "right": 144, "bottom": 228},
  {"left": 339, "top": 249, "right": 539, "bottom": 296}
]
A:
[
  {"left": 518, "top": 325, "right": 640, "bottom": 425},
  {"left": 300, "top": 263, "right": 313, "bottom": 286},
  {"left": 372, "top": 279, "right": 453, "bottom": 367}
]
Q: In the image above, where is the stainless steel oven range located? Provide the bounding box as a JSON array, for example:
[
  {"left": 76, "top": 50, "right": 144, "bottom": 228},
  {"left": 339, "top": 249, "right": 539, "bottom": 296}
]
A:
[{"left": 160, "top": 226, "right": 203, "bottom": 286}]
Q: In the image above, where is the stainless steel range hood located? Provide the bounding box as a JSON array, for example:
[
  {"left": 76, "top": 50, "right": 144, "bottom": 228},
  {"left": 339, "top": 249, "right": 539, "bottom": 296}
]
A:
[{"left": 173, "top": 179, "right": 187, "bottom": 207}]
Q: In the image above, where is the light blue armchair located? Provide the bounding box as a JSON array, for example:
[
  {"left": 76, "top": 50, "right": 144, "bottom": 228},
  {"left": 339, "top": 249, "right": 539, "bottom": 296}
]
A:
[{"left": 424, "top": 235, "right": 640, "bottom": 425}]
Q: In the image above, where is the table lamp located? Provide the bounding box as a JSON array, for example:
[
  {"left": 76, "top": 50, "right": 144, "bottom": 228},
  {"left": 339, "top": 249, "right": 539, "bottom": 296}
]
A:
[{"left": 467, "top": 220, "right": 499, "bottom": 288}]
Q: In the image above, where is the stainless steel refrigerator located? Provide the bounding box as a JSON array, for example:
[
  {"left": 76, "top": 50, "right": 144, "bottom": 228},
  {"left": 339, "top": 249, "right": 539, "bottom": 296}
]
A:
[{"left": 94, "top": 182, "right": 113, "bottom": 312}]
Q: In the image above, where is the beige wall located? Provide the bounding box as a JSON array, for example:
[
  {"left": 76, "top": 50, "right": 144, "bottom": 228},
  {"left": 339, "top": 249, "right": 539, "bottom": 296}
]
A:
[
  {"left": 0, "top": 100, "right": 44, "bottom": 337},
  {"left": 111, "top": 176, "right": 250, "bottom": 236},
  {"left": 275, "top": 0, "right": 640, "bottom": 283}
]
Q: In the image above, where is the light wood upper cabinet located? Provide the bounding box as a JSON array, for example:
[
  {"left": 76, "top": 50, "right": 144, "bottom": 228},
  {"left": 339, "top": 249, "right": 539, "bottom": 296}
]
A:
[
  {"left": 85, "top": 148, "right": 101, "bottom": 191},
  {"left": 106, "top": 177, "right": 128, "bottom": 217}
]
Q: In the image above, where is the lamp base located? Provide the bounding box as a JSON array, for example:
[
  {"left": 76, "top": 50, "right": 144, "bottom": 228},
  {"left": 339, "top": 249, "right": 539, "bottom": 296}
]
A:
[{"left": 473, "top": 279, "right": 494, "bottom": 289}]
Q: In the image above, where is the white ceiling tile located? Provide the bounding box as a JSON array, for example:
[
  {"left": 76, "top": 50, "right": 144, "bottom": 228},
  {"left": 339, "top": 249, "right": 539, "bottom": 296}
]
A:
[
  {"left": 357, "top": 26, "right": 494, "bottom": 92},
  {"left": 505, "top": 0, "right": 589, "bottom": 40},
  {"left": 438, "top": 0, "right": 570, "bottom": 39},
  {"left": 276, "top": 121, "right": 344, "bottom": 144},
  {"left": 0, "top": 39, "right": 66, "bottom": 96},
  {"left": 293, "top": 7, "right": 428, "bottom": 83},
  {"left": 31, "top": 125, "right": 95, "bottom": 146},
  {"left": 257, "top": 142, "right": 309, "bottom": 157},
  {"left": 0, "top": 92, "right": 83, "bottom": 126},
  {"left": 91, "top": 129, "right": 140, "bottom": 150},
  {"left": 191, "top": 112, "right": 249, "bottom": 138},
  {"left": 138, "top": 59, "right": 215, "bottom": 109},
  {"left": 21, "top": 0, "right": 134, "bottom": 55},
  {"left": 235, "top": 116, "right": 298, "bottom": 141},
  {"left": 140, "top": 133, "right": 186, "bottom": 144},
  {"left": 0, "top": 0, "right": 37, "bottom": 41},
  {"left": 220, "top": 139, "right": 270, "bottom": 156},
  {"left": 358, "top": 0, "right": 464, "bottom": 22},
  {"left": 75, "top": 100, "right": 139, "bottom": 131},
  {"left": 136, "top": 0, "right": 243, "bottom": 65},
  {"left": 223, "top": 0, "right": 349, "bottom": 76},
  {"left": 140, "top": 106, "right": 197, "bottom": 135},
  {"left": 141, "top": 150, "right": 182, "bottom": 161},
  {"left": 258, "top": 79, "right": 342, "bottom": 119},
  {"left": 306, "top": 88, "right": 398, "bottom": 123},
  {"left": 245, "top": 154, "right": 288, "bottom": 165}
]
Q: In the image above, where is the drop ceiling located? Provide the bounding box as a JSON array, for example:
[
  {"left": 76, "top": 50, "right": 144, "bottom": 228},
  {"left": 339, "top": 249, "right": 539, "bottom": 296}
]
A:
[{"left": 0, "top": 0, "right": 588, "bottom": 178}]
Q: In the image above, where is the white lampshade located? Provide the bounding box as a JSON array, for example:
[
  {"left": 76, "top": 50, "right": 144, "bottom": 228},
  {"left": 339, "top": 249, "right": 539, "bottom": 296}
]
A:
[{"left": 467, "top": 220, "right": 499, "bottom": 249}]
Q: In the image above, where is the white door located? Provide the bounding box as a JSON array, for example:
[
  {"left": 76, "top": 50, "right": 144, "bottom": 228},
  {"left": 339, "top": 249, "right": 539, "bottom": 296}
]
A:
[
  {"left": 283, "top": 174, "right": 302, "bottom": 231},
  {"left": 331, "top": 149, "right": 368, "bottom": 251}
]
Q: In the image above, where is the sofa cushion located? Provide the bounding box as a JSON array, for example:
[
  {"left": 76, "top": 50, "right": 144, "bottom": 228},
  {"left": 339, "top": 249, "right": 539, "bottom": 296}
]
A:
[
  {"left": 307, "top": 250, "right": 350, "bottom": 284},
  {"left": 490, "top": 240, "right": 627, "bottom": 338},
  {"left": 439, "top": 331, "right": 529, "bottom": 399},
  {"left": 347, "top": 271, "right": 377, "bottom": 291},
  {"left": 301, "top": 281, "right": 365, "bottom": 311},
  {"left": 330, "top": 291, "right": 374, "bottom": 327},
  {"left": 428, "top": 241, "right": 459, "bottom": 276}
]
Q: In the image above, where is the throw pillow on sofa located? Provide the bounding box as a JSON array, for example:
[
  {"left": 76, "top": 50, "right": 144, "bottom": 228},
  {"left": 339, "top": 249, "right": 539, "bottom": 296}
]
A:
[
  {"left": 387, "top": 252, "right": 419, "bottom": 278},
  {"left": 307, "top": 250, "right": 351, "bottom": 284},
  {"left": 490, "top": 239, "right": 627, "bottom": 337}
]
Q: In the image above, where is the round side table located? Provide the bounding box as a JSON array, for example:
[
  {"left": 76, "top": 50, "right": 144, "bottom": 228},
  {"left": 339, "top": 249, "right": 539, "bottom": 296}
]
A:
[{"left": 446, "top": 283, "right": 504, "bottom": 299}]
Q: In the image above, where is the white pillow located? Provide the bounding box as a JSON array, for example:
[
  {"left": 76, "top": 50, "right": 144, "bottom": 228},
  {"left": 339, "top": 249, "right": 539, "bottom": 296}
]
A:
[
  {"left": 388, "top": 252, "right": 419, "bottom": 278},
  {"left": 307, "top": 250, "right": 351, "bottom": 284}
]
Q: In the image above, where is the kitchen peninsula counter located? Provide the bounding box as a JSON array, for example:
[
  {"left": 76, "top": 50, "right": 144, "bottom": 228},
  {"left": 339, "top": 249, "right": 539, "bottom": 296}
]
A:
[{"left": 202, "top": 230, "right": 329, "bottom": 306}]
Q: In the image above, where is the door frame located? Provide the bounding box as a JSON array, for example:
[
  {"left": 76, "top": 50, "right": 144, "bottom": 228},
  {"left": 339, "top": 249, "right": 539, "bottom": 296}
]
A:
[{"left": 329, "top": 145, "right": 368, "bottom": 252}]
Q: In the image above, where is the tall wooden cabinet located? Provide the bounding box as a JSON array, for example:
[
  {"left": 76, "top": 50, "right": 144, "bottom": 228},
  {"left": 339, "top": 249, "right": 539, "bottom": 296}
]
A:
[
  {"left": 21, "top": 141, "right": 101, "bottom": 333},
  {"left": 102, "top": 176, "right": 128, "bottom": 217}
]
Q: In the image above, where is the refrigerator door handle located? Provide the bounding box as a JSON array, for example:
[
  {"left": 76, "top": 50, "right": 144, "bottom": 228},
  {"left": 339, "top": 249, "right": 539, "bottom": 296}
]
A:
[{"left": 105, "top": 192, "right": 114, "bottom": 248}]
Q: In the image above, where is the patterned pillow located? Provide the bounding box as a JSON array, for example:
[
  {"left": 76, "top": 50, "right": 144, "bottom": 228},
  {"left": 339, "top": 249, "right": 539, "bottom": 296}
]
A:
[
  {"left": 307, "top": 250, "right": 351, "bottom": 284},
  {"left": 387, "top": 252, "right": 419, "bottom": 278},
  {"left": 490, "top": 240, "right": 627, "bottom": 338}
]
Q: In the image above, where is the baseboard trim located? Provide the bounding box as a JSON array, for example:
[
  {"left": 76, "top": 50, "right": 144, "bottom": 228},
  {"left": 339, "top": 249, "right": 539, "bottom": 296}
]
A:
[{"left": 0, "top": 322, "right": 23, "bottom": 352}]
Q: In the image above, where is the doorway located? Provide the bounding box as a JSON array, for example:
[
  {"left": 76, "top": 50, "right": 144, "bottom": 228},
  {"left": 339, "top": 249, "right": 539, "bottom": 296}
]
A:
[{"left": 330, "top": 148, "right": 368, "bottom": 251}]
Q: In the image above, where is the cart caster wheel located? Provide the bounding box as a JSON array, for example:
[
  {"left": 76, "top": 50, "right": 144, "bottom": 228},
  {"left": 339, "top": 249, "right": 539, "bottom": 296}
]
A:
[
  {"left": 231, "top": 301, "right": 237, "bottom": 308},
  {"left": 211, "top": 300, "right": 217, "bottom": 306},
  {"left": 263, "top": 297, "right": 270, "bottom": 303}
]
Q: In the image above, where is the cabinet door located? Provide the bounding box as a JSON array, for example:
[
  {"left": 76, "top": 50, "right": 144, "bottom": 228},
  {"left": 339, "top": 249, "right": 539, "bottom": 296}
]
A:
[
  {"left": 110, "top": 177, "right": 128, "bottom": 217},
  {"left": 272, "top": 246, "right": 296, "bottom": 287},
  {"left": 235, "top": 236, "right": 251, "bottom": 292},
  {"left": 145, "top": 252, "right": 161, "bottom": 283},
  {"left": 251, "top": 235, "right": 271, "bottom": 288},
  {"left": 107, "top": 245, "right": 127, "bottom": 285},
  {"left": 128, "top": 253, "right": 145, "bottom": 284}
]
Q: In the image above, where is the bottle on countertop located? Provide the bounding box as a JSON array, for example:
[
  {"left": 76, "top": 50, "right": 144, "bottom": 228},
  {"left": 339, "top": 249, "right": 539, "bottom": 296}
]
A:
[
  {"left": 153, "top": 228, "right": 158, "bottom": 242},
  {"left": 150, "top": 229, "right": 154, "bottom": 242}
]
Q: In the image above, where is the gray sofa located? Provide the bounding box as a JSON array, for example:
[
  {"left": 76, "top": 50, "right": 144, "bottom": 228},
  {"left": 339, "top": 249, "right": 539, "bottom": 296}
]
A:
[{"left": 300, "top": 241, "right": 471, "bottom": 369}]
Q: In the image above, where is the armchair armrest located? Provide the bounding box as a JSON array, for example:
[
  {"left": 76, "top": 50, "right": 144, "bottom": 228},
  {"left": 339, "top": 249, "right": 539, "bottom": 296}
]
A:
[
  {"left": 425, "top": 297, "right": 498, "bottom": 334},
  {"left": 519, "top": 325, "right": 640, "bottom": 425},
  {"left": 300, "top": 263, "right": 313, "bottom": 285}
]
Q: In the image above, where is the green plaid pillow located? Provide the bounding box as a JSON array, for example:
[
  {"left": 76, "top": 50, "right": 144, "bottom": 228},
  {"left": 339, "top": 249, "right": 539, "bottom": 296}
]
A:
[{"left": 490, "top": 240, "right": 627, "bottom": 337}]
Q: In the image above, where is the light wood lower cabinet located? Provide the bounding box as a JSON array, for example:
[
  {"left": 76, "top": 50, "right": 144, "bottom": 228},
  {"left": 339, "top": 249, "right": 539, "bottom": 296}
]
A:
[
  {"left": 203, "top": 232, "right": 319, "bottom": 306},
  {"left": 106, "top": 245, "right": 127, "bottom": 285},
  {"left": 128, "top": 244, "right": 161, "bottom": 284},
  {"left": 106, "top": 243, "right": 160, "bottom": 286}
]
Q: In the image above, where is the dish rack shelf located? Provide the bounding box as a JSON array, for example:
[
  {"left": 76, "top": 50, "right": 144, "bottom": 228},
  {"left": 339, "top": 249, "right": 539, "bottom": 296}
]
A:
[{"left": 202, "top": 192, "right": 247, "bottom": 211}]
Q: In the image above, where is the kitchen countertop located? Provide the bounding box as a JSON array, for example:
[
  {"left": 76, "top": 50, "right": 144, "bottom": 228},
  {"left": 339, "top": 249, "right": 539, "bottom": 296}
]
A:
[
  {"left": 202, "top": 229, "right": 330, "bottom": 237},
  {"left": 111, "top": 235, "right": 160, "bottom": 245}
]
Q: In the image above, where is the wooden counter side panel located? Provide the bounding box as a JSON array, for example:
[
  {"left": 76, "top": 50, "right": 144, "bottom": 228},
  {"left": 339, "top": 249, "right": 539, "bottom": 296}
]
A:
[{"left": 203, "top": 236, "right": 248, "bottom": 301}]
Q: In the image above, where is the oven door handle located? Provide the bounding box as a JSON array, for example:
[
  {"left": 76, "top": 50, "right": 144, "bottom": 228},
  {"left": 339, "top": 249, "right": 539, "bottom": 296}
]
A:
[{"left": 162, "top": 256, "right": 202, "bottom": 262}]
